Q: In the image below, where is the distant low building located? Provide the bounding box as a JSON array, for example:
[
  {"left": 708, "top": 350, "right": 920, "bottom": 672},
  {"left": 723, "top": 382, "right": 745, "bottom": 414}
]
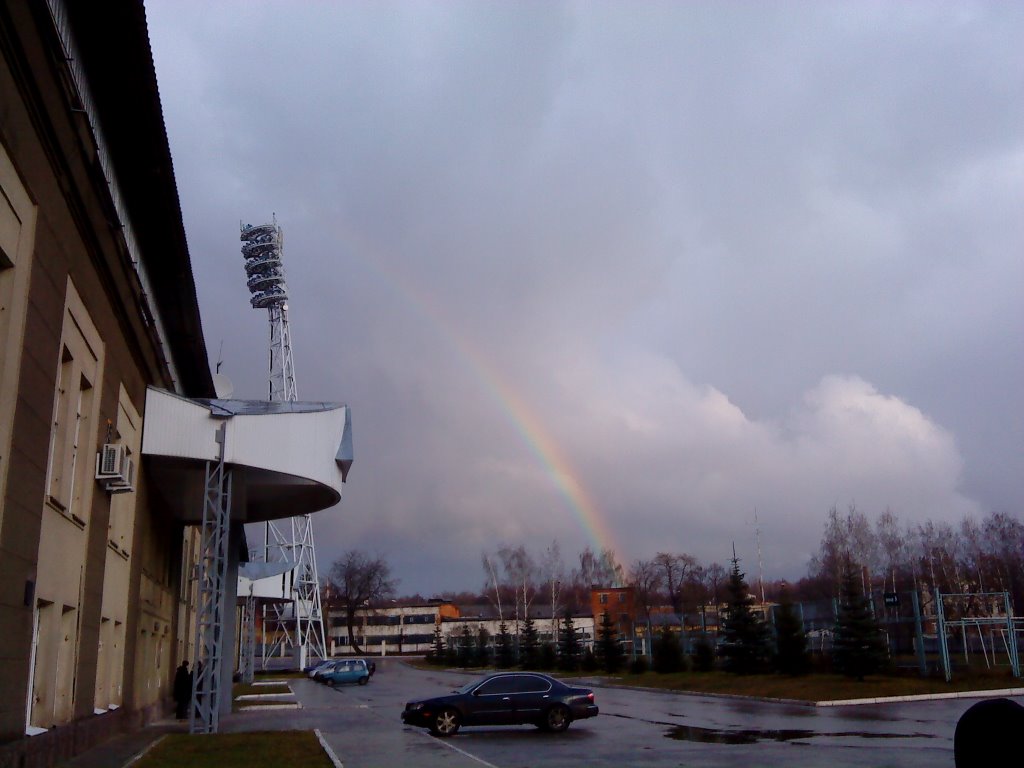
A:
[
  {"left": 325, "top": 600, "right": 596, "bottom": 656},
  {"left": 590, "top": 586, "right": 638, "bottom": 653},
  {"left": 327, "top": 601, "right": 459, "bottom": 655}
]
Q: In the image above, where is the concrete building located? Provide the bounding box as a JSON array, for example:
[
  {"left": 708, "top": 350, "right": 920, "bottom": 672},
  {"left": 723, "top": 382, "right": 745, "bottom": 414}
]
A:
[
  {"left": 327, "top": 601, "right": 461, "bottom": 656},
  {"left": 590, "top": 586, "right": 638, "bottom": 653},
  {"left": 0, "top": 2, "right": 353, "bottom": 762},
  {"left": 0, "top": 1, "right": 213, "bottom": 760},
  {"left": 327, "top": 601, "right": 596, "bottom": 657}
]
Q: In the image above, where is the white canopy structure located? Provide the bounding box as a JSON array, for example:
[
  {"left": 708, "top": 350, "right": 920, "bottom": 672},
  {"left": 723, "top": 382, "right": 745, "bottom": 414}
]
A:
[
  {"left": 142, "top": 388, "right": 352, "bottom": 523},
  {"left": 141, "top": 387, "right": 352, "bottom": 733}
]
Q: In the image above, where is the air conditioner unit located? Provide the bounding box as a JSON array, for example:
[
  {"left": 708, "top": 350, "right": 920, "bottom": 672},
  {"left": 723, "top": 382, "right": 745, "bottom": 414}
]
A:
[
  {"left": 104, "top": 456, "right": 135, "bottom": 494},
  {"left": 95, "top": 444, "right": 135, "bottom": 493}
]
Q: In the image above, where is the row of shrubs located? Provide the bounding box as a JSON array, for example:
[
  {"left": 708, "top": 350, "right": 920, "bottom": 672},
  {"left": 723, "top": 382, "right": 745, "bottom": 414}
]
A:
[{"left": 424, "top": 628, "right": 718, "bottom": 675}]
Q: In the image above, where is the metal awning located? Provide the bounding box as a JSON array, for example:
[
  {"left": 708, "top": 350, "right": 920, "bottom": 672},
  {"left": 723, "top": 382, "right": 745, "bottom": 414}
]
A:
[{"left": 141, "top": 387, "right": 353, "bottom": 523}]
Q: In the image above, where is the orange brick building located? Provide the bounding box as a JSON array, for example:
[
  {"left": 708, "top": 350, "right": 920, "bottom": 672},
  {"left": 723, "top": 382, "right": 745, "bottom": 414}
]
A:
[{"left": 589, "top": 586, "right": 637, "bottom": 652}]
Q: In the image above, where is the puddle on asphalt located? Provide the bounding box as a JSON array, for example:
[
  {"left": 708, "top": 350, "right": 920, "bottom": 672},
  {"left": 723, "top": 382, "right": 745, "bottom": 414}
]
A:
[
  {"left": 664, "top": 725, "right": 934, "bottom": 744},
  {"left": 665, "top": 725, "right": 810, "bottom": 744}
]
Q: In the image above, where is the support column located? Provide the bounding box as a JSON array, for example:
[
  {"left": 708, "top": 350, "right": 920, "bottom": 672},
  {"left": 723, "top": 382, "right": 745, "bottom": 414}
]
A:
[{"left": 190, "top": 423, "right": 232, "bottom": 734}]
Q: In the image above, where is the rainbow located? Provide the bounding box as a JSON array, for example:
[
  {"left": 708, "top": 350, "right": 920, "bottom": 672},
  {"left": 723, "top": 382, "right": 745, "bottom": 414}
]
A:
[{"left": 321, "top": 220, "right": 619, "bottom": 557}]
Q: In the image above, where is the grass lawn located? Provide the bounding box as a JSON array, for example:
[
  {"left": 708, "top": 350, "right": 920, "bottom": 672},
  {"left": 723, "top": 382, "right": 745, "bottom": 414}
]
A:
[
  {"left": 605, "top": 667, "right": 1021, "bottom": 701},
  {"left": 404, "top": 659, "right": 1020, "bottom": 702},
  {"left": 254, "top": 670, "right": 308, "bottom": 679},
  {"left": 135, "top": 732, "right": 333, "bottom": 768}
]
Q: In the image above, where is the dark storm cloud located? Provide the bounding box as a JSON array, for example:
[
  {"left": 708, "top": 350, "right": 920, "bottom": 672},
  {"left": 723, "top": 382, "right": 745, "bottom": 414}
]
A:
[{"left": 146, "top": 0, "right": 1023, "bottom": 592}]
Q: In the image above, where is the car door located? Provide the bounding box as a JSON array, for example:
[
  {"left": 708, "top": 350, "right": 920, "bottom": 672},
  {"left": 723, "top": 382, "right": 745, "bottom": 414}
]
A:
[
  {"left": 508, "top": 675, "right": 552, "bottom": 723},
  {"left": 337, "top": 661, "right": 358, "bottom": 684},
  {"left": 468, "top": 676, "right": 517, "bottom": 725},
  {"left": 351, "top": 660, "right": 368, "bottom": 682}
]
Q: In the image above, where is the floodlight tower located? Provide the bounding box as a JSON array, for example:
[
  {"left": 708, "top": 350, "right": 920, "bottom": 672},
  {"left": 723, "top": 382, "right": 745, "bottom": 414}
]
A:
[{"left": 240, "top": 218, "right": 327, "bottom": 668}]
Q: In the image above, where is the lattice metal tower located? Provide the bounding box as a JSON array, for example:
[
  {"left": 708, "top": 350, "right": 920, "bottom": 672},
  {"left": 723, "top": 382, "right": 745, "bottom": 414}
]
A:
[{"left": 240, "top": 218, "right": 328, "bottom": 669}]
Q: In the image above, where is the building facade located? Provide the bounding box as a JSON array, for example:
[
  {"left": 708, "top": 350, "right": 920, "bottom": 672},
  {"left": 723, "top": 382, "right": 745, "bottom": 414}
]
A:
[
  {"left": 327, "top": 602, "right": 461, "bottom": 656},
  {"left": 590, "top": 586, "right": 638, "bottom": 652},
  {"left": 327, "top": 601, "right": 597, "bottom": 657},
  {"left": 0, "top": 1, "right": 211, "bottom": 762}
]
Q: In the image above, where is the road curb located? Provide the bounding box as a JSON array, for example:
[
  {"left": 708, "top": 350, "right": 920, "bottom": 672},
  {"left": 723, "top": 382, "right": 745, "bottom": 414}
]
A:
[
  {"left": 315, "top": 728, "right": 344, "bottom": 768},
  {"left": 817, "top": 687, "right": 1024, "bottom": 707},
  {"left": 123, "top": 733, "right": 167, "bottom": 767},
  {"left": 575, "top": 678, "right": 1024, "bottom": 707}
]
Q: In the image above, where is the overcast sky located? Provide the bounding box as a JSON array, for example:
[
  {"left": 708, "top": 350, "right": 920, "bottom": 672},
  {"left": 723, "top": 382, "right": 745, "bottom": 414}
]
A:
[{"left": 144, "top": 1, "right": 1023, "bottom": 595}]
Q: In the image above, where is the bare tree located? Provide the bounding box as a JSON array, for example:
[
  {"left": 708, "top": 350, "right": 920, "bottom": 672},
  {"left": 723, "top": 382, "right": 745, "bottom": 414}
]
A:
[
  {"left": 540, "top": 540, "right": 566, "bottom": 640},
  {"left": 875, "top": 508, "right": 907, "bottom": 593},
  {"left": 628, "top": 559, "right": 663, "bottom": 653},
  {"left": 653, "top": 552, "right": 699, "bottom": 626},
  {"left": 501, "top": 545, "right": 537, "bottom": 631},
  {"left": 481, "top": 550, "right": 505, "bottom": 622},
  {"left": 704, "top": 562, "right": 727, "bottom": 605},
  {"left": 810, "top": 504, "right": 879, "bottom": 593},
  {"left": 575, "top": 546, "right": 625, "bottom": 589},
  {"left": 327, "top": 550, "right": 398, "bottom": 654},
  {"left": 982, "top": 512, "right": 1024, "bottom": 608}
]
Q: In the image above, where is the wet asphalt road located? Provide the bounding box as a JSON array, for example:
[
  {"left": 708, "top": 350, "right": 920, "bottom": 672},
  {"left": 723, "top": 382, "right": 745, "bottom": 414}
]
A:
[{"left": 229, "top": 658, "right": 1018, "bottom": 768}]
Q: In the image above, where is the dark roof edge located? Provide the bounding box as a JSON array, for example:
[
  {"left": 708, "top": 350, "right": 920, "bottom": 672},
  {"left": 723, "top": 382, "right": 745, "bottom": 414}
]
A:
[{"left": 68, "top": 0, "right": 213, "bottom": 397}]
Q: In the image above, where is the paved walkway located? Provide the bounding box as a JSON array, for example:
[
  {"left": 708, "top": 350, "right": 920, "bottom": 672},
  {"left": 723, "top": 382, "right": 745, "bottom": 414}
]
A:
[
  {"left": 56, "top": 720, "right": 185, "bottom": 768},
  {"left": 56, "top": 668, "right": 1023, "bottom": 768}
]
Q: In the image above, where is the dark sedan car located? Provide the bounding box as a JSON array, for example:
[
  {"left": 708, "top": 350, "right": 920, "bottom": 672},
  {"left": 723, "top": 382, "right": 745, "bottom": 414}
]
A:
[{"left": 402, "top": 672, "right": 598, "bottom": 737}]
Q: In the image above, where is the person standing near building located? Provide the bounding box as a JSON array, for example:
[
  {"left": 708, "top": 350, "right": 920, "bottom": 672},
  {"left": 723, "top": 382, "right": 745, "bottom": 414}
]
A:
[{"left": 173, "top": 661, "right": 191, "bottom": 720}]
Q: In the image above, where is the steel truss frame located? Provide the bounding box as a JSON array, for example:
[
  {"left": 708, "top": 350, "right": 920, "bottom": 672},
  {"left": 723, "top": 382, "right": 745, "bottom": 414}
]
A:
[
  {"left": 935, "top": 590, "right": 1020, "bottom": 682},
  {"left": 259, "top": 515, "right": 328, "bottom": 670},
  {"left": 268, "top": 303, "right": 297, "bottom": 402},
  {"left": 239, "top": 219, "right": 327, "bottom": 673},
  {"left": 238, "top": 590, "right": 256, "bottom": 685},
  {"left": 190, "top": 424, "right": 232, "bottom": 734}
]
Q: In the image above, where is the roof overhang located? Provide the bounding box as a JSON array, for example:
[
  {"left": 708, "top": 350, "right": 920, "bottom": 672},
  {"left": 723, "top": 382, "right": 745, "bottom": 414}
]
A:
[{"left": 141, "top": 387, "right": 353, "bottom": 524}]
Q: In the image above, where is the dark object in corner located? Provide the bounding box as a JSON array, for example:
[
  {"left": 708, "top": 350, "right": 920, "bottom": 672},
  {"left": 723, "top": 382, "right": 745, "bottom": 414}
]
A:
[{"left": 954, "top": 698, "right": 1024, "bottom": 768}]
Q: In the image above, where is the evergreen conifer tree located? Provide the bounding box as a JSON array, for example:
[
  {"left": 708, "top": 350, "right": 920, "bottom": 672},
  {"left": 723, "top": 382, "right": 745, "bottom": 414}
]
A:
[
  {"left": 596, "top": 611, "right": 625, "bottom": 673},
  {"left": 427, "top": 624, "right": 445, "bottom": 666},
  {"left": 773, "top": 587, "right": 810, "bottom": 675},
  {"left": 652, "top": 626, "right": 685, "bottom": 673},
  {"left": 557, "top": 611, "right": 581, "bottom": 671},
  {"left": 475, "top": 626, "right": 491, "bottom": 667},
  {"left": 720, "top": 553, "right": 771, "bottom": 674},
  {"left": 457, "top": 624, "right": 474, "bottom": 668},
  {"left": 519, "top": 616, "right": 539, "bottom": 669},
  {"left": 496, "top": 621, "right": 514, "bottom": 668},
  {"left": 832, "top": 561, "right": 888, "bottom": 680},
  {"left": 692, "top": 636, "right": 715, "bottom": 672},
  {"left": 540, "top": 643, "right": 557, "bottom": 670}
]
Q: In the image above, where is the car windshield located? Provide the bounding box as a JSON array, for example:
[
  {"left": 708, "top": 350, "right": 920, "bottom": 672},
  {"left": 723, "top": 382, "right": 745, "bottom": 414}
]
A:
[{"left": 454, "top": 680, "right": 480, "bottom": 694}]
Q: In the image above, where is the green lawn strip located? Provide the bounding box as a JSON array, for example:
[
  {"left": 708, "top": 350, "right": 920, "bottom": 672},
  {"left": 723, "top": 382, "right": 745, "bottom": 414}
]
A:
[
  {"left": 605, "top": 669, "right": 1021, "bottom": 701},
  {"left": 406, "top": 659, "right": 1019, "bottom": 702},
  {"left": 255, "top": 670, "right": 307, "bottom": 679},
  {"left": 135, "top": 731, "right": 332, "bottom": 768}
]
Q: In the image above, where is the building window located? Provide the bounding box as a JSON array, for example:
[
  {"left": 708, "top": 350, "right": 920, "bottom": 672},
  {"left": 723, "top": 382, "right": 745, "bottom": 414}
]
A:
[
  {"left": 0, "top": 141, "right": 37, "bottom": 532},
  {"left": 45, "top": 284, "right": 102, "bottom": 525},
  {"left": 30, "top": 279, "right": 104, "bottom": 730},
  {"left": 599, "top": 593, "right": 608, "bottom": 605},
  {"left": 107, "top": 387, "right": 140, "bottom": 554},
  {"left": 95, "top": 386, "right": 139, "bottom": 712},
  {"left": 618, "top": 593, "right": 626, "bottom": 603}
]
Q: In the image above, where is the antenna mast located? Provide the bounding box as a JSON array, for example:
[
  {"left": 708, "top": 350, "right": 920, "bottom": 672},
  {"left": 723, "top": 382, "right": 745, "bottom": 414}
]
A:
[
  {"left": 754, "top": 508, "right": 765, "bottom": 604},
  {"left": 240, "top": 217, "right": 327, "bottom": 669}
]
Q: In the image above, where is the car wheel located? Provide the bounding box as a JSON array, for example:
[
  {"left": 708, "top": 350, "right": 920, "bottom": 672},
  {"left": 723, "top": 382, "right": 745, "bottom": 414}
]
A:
[
  {"left": 325, "top": 679, "right": 335, "bottom": 688},
  {"left": 542, "top": 704, "right": 571, "bottom": 733},
  {"left": 431, "top": 708, "right": 461, "bottom": 737},
  {"left": 358, "top": 676, "right": 369, "bottom": 685}
]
